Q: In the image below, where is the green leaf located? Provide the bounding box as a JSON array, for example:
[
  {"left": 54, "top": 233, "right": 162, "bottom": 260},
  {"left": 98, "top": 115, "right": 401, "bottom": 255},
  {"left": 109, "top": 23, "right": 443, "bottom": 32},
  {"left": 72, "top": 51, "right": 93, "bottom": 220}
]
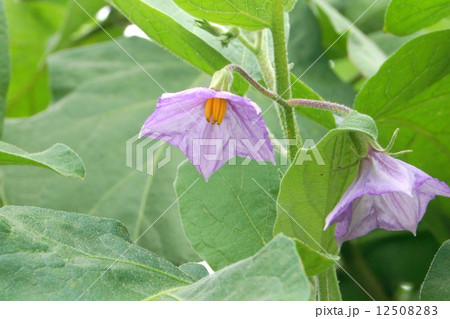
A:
[
  {"left": 327, "top": 0, "right": 390, "bottom": 34},
  {"left": 274, "top": 127, "right": 370, "bottom": 254},
  {"left": 172, "top": 0, "right": 296, "bottom": 31},
  {"left": 385, "top": 0, "right": 450, "bottom": 36},
  {"left": 354, "top": 30, "right": 450, "bottom": 216},
  {"left": 178, "top": 263, "right": 209, "bottom": 281},
  {"left": 0, "top": 141, "right": 85, "bottom": 179},
  {"left": 175, "top": 159, "right": 280, "bottom": 270},
  {"left": 0, "top": 0, "right": 9, "bottom": 134},
  {"left": 420, "top": 240, "right": 450, "bottom": 300},
  {"left": 311, "top": 0, "right": 387, "bottom": 78},
  {"left": 0, "top": 206, "right": 194, "bottom": 301},
  {"left": 295, "top": 239, "right": 338, "bottom": 276},
  {"left": 173, "top": 0, "right": 270, "bottom": 30},
  {"left": 2, "top": 38, "right": 200, "bottom": 265},
  {"left": 109, "top": 0, "right": 248, "bottom": 94},
  {"left": 149, "top": 235, "right": 310, "bottom": 301},
  {"left": 4, "top": 0, "right": 110, "bottom": 117},
  {"left": 4, "top": 0, "right": 65, "bottom": 116}
]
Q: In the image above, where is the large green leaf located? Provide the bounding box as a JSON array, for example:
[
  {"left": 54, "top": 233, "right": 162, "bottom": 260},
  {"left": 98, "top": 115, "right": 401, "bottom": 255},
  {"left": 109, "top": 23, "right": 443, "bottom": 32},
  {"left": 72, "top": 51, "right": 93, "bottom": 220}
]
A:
[
  {"left": 274, "top": 129, "right": 353, "bottom": 254},
  {"left": 420, "top": 240, "right": 450, "bottom": 300},
  {"left": 354, "top": 30, "right": 450, "bottom": 218},
  {"left": 172, "top": 0, "right": 296, "bottom": 31},
  {"left": 4, "top": 0, "right": 64, "bottom": 116},
  {"left": 274, "top": 112, "right": 377, "bottom": 254},
  {"left": 2, "top": 38, "right": 201, "bottom": 265},
  {"left": 175, "top": 159, "right": 280, "bottom": 270},
  {"left": 149, "top": 235, "right": 310, "bottom": 301},
  {"left": 385, "top": 0, "right": 450, "bottom": 36},
  {"left": 4, "top": 0, "right": 112, "bottom": 117},
  {"left": 0, "top": 206, "right": 195, "bottom": 301},
  {"left": 0, "top": 0, "right": 9, "bottom": 134},
  {"left": 0, "top": 141, "right": 85, "bottom": 178},
  {"left": 311, "top": 0, "right": 386, "bottom": 78}
]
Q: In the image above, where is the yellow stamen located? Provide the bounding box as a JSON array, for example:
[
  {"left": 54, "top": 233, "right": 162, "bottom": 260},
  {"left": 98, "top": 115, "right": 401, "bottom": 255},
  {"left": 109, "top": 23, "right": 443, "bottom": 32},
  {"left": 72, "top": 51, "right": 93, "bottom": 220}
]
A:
[
  {"left": 204, "top": 98, "right": 214, "bottom": 122},
  {"left": 217, "top": 98, "right": 227, "bottom": 124},
  {"left": 204, "top": 98, "right": 227, "bottom": 125},
  {"left": 212, "top": 98, "right": 221, "bottom": 124}
]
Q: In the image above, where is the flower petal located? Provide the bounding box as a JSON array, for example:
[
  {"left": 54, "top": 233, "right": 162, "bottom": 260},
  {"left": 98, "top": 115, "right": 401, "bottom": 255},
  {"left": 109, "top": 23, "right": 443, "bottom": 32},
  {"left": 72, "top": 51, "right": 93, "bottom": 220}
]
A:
[
  {"left": 187, "top": 98, "right": 274, "bottom": 179},
  {"left": 140, "top": 87, "right": 274, "bottom": 180}
]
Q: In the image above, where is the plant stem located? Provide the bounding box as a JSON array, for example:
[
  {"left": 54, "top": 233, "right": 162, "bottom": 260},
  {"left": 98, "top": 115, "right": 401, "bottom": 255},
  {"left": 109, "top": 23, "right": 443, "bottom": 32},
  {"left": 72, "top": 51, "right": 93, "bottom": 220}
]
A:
[{"left": 271, "top": 0, "right": 300, "bottom": 160}]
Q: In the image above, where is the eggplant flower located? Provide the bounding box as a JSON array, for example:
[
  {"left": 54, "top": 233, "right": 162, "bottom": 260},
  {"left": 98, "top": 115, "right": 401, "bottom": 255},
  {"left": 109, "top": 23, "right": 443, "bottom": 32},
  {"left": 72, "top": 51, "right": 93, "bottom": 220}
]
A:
[
  {"left": 140, "top": 87, "right": 275, "bottom": 180},
  {"left": 325, "top": 147, "right": 450, "bottom": 247}
]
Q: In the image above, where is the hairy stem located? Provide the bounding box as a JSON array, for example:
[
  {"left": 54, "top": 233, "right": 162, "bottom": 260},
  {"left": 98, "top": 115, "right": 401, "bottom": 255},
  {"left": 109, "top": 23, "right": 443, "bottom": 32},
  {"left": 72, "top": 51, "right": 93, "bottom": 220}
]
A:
[
  {"left": 287, "top": 98, "right": 352, "bottom": 115},
  {"left": 225, "top": 64, "right": 352, "bottom": 116},
  {"left": 271, "top": 0, "right": 300, "bottom": 160}
]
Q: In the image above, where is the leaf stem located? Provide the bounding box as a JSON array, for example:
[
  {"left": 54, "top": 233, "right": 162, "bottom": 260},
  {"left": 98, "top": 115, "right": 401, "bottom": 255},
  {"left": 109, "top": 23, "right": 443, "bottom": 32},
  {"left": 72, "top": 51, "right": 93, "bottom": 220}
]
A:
[{"left": 271, "top": 0, "right": 300, "bottom": 160}]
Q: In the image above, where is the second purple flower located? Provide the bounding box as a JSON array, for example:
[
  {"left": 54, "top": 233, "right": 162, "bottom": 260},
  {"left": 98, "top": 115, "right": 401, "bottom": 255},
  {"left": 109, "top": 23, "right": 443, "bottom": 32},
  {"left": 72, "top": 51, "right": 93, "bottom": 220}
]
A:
[{"left": 325, "top": 147, "right": 450, "bottom": 247}]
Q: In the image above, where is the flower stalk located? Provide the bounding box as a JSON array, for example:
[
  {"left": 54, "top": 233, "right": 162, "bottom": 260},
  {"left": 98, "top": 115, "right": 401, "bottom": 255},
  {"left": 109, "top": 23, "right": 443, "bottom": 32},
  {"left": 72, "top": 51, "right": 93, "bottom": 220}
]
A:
[
  {"left": 223, "top": 64, "right": 353, "bottom": 116},
  {"left": 287, "top": 98, "right": 352, "bottom": 115}
]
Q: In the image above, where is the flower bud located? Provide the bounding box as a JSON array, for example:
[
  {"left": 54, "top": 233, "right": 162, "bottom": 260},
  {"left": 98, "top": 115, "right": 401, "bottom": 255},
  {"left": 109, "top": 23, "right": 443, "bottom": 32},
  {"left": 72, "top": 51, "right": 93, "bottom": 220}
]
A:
[
  {"left": 194, "top": 19, "right": 224, "bottom": 37},
  {"left": 209, "top": 67, "right": 234, "bottom": 92}
]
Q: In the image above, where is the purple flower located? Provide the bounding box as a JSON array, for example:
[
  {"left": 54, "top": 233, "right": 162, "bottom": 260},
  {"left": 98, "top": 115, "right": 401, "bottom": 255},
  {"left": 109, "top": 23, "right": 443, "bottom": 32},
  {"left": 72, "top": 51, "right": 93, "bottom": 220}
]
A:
[
  {"left": 325, "top": 147, "right": 450, "bottom": 247},
  {"left": 140, "top": 87, "right": 275, "bottom": 180}
]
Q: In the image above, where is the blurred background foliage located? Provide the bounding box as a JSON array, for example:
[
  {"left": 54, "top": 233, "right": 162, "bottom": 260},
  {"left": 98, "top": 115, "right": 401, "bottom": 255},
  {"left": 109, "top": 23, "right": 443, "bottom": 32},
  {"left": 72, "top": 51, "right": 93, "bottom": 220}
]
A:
[{"left": 1, "top": 0, "right": 449, "bottom": 300}]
